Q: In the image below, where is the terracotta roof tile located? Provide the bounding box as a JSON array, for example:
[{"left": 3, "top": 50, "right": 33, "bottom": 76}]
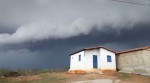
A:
[{"left": 117, "top": 46, "right": 150, "bottom": 55}]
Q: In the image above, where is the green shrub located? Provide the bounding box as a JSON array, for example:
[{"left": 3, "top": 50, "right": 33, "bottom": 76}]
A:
[
  {"left": 64, "top": 66, "right": 70, "bottom": 70},
  {"left": 17, "top": 69, "right": 53, "bottom": 75},
  {"left": 0, "top": 69, "right": 12, "bottom": 76},
  {"left": 0, "top": 69, "right": 22, "bottom": 77}
]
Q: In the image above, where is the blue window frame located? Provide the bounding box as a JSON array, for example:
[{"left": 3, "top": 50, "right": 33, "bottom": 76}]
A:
[
  {"left": 79, "top": 55, "right": 81, "bottom": 61},
  {"left": 107, "top": 55, "right": 112, "bottom": 62}
]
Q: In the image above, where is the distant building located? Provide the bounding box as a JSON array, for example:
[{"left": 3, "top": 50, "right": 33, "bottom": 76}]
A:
[
  {"left": 69, "top": 46, "right": 150, "bottom": 75},
  {"left": 117, "top": 46, "right": 150, "bottom": 75},
  {"left": 69, "top": 46, "right": 116, "bottom": 73}
]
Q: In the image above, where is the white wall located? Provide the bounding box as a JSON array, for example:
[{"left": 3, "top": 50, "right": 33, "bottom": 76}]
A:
[
  {"left": 70, "top": 51, "right": 85, "bottom": 70},
  {"left": 84, "top": 49, "right": 99, "bottom": 69},
  {"left": 69, "top": 48, "right": 116, "bottom": 71},
  {"left": 99, "top": 48, "right": 116, "bottom": 70}
]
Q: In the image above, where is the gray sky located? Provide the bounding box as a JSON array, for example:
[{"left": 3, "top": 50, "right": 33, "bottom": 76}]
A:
[{"left": 0, "top": 0, "right": 150, "bottom": 69}]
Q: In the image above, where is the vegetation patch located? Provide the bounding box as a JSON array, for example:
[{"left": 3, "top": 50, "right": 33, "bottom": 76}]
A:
[
  {"left": 118, "top": 72, "right": 130, "bottom": 79},
  {"left": 0, "top": 69, "right": 150, "bottom": 83},
  {"left": 0, "top": 69, "right": 22, "bottom": 77}
]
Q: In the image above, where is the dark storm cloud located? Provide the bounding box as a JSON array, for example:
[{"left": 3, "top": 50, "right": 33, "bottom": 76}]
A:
[
  {"left": 0, "top": 23, "right": 150, "bottom": 69},
  {"left": 0, "top": 24, "right": 17, "bottom": 34},
  {"left": 0, "top": 0, "right": 150, "bottom": 46},
  {"left": 29, "top": 22, "right": 150, "bottom": 52},
  {"left": 0, "top": 0, "right": 150, "bottom": 69}
]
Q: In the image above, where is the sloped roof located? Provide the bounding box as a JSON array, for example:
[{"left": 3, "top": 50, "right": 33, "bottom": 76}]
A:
[
  {"left": 70, "top": 46, "right": 116, "bottom": 56},
  {"left": 117, "top": 46, "right": 150, "bottom": 55}
]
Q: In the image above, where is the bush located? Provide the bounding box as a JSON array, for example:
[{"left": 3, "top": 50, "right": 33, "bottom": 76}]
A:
[
  {"left": 64, "top": 66, "right": 70, "bottom": 70},
  {"left": 17, "top": 69, "right": 53, "bottom": 75},
  {"left": 0, "top": 69, "right": 22, "bottom": 77},
  {"left": 0, "top": 68, "right": 66, "bottom": 77},
  {"left": 0, "top": 69, "right": 12, "bottom": 76}
]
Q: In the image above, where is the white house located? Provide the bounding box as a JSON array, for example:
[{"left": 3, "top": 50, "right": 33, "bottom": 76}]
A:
[{"left": 69, "top": 46, "right": 116, "bottom": 73}]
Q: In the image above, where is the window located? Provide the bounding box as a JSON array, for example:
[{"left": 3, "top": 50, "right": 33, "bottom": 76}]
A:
[
  {"left": 107, "top": 55, "right": 112, "bottom": 62},
  {"left": 79, "top": 55, "right": 81, "bottom": 61}
]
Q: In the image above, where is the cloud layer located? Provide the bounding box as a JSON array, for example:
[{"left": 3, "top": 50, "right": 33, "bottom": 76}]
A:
[
  {"left": 0, "top": 0, "right": 150, "bottom": 46},
  {"left": 0, "top": 0, "right": 150, "bottom": 69},
  {"left": 1, "top": 25, "right": 150, "bottom": 69}
]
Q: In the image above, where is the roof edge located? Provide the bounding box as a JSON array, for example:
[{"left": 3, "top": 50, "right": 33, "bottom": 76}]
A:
[
  {"left": 69, "top": 46, "right": 116, "bottom": 56},
  {"left": 117, "top": 46, "right": 150, "bottom": 55}
]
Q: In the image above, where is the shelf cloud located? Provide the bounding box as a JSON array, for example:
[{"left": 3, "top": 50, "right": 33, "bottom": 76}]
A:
[
  {"left": 0, "top": 0, "right": 150, "bottom": 69},
  {"left": 0, "top": 0, "right": 150, "bottom": 46}
]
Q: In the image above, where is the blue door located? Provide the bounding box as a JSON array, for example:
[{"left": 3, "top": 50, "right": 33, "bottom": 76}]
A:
[{"left": 93, "top": 55, "right": 98, "bottom": 68}]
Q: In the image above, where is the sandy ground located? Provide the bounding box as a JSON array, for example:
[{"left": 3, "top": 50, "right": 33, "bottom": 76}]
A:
[
  {"left": 72, "top": 79, "right": 113, "bottom": 83},
  {"left": 64, "top": 71, "right": 150, "bottom": 83},
  {"left": 0, "top": 71, "right": 150, "bottom": 83}
]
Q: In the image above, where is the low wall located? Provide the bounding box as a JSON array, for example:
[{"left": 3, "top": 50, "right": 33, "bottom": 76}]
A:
[{"left": 117, "top": 50, "right": 150, "bottom": 75}]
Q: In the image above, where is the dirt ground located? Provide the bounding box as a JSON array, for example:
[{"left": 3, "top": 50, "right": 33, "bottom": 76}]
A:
[
  {"left": 65, "top": 71, "right": 150, "bottom": 83},
  {"left": 0, "top": 71, "right": 150, "bottom": 83}
]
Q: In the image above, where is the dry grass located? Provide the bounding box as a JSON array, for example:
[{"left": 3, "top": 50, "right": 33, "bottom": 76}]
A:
[
  {"left": 0, "top": 71, "right": 150, "bottom": 83},
  {"left": 117, "top": 73, "right": 150, "bottom": 83}
]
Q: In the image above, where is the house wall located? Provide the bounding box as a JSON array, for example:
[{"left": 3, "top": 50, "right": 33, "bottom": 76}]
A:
[
  {"left": 69, "top": 48, "right": 116, "bottom": 71},
  {"left": 69, "top": 51, "right": 85, "bottom": 70},
  {"left": 117, "top": 49, "right": 150, "bottom": 75},
  {"left": 84, "top": 49, "right": 99, "bottom": 69},
  {"left": 100, "top": 48, "right": 116, "bottom": 71}
]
